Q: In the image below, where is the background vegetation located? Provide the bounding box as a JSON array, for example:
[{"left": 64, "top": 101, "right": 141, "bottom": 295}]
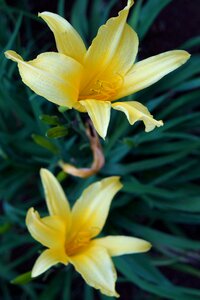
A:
[{"left": 0, "top": 0, "right": 200, "bottom": 299}]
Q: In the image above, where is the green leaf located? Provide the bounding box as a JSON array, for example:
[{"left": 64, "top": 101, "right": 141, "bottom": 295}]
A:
[
  {"left": 181, "top": 35, "right": 200, "bottom": 49},
  {"left": 84, "top": 285, "right": 94, "bottom": 300},
  {"left": 71, "top": 0, "right": 89, "bottom": 42},
  {"left": 39, "top": 114, "right": 60, "bottom": 126},
  {"left": 115, "top": 257, "right": 200, "bottom": 300},
  {"left": 32, "top": 134, "right": 60, "bottom": 154},
  {"left": 57, "top": 0, "right": 65, "bottom": 17},
  {"left": 138, "top": 0, "right": 173, "bottom": 39},
  {"left": 116, "top": 219, "right": 200, "bottom": 250},
  {"left": 46, "top": 126, "right": 68, "bottom": 139},
  {"left": 56, "top": 171, "right": 68, "bottom": 182},
  {"left": 58, "top": 106, "right": 70, "bottom": 113},
  {"left": 128, "top": 0, "right": 143, "bottom": 30},
  {"left": 11, "top": 271, "right": 32, "bottom": 285},
  {"left": 0, "top": 222, "right": 11, "bottom": 234}
]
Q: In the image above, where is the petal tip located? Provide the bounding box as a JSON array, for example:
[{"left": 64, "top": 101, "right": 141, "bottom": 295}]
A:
[
  {"left": 175, "top": 50, "right": 191, "bottom": 65},
  {"left": 101, "top": 133, "right": 106, "bottom": 140},
  {"left": 31, "top": 270, "right": 38, "bottom": 278},
  {"left": 80, "top": 100, "right": 111, "bottom": 140},
  {"left": 108, "top": 176, "right": 123, "bottom": 187},
  {"left": 179, "top": 50, "right": 191, "bottom": 64},
  {"left": 40, "top": 168, "right": 49, "bottom": 176},
  {"left": 4, "top": 50, "right": 23, "bottom": 62},
  {"left": 116, "top": 177, "right": 123, "bottom": 190},
  {"left": 115, "top": 291, "right": 120, "bottom": 298},
  {"left": 4, "top": 50, "right": 11, "bottom": 59},
  {"left": 109, "top": 290, "right": 120, "bottom": 298},
  {"left": 99, "top": 127, "right": 108, "bottom": 139},
  {"left": 104, "top": 176, "right": 123, "bottom": 193},
  {"left": 159, "top": 120, "right": 164, "bottom": 126},
  {"left": 104, "top": 287, "right": 120, "bottom": 298},
  {"left": 115, "top": 176, "right": 123, "bottom": 188},
  {"left": 26, "top": 207, "right": 35, "bottom": 216},
  {"left": 182, "top": 50, "right": 191, "bottom": 59},
  {"left": 40, "top": 168, "right": 53, "bottom": 181},
  {"left": 38, "top": 11, "right": 49, "bottom": 18},
  {"left": 143, "top": 242, "right": 152, "bottom": 252},
  {"left": 145, "top": 119, "right": 164, "bottom": 132},
  {"left": 31, "top": 265, "right": 43, "bottom": 278},
  {"left": 38, "top": 12, "right": 44, "bottom": 19},
  {"left": 139, "top": 241, "right": 152, "bottom": 252},
  {"left": 128, "top": 0, "right": 134, "bottom": 8},
  {"left": 25, "top": 207, "right": 36, "bottom": 227}
]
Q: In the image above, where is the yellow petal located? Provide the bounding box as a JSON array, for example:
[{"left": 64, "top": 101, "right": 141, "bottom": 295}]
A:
[
  {"left": 41, "top": 215, "right": 66, "bottom": 235},
  {"left": 26, "top": 208, "right": 65, "bottom": 248},
  {"left": 80, "top": 0, "right": 137, "bottom": 93},
  {"left": 93, "top": 236, "right": 151, "bottom": 256},
  {"left": 32, "top": 248, "right": 68, "bottom": 277},
  {"left": 69, "top": 245, "right": 119, "bottom": 297},
  {"left": 39, "top": 12, "right": 86, "bottom": 64},
  {"left": 116, "top": 50, "right": 191, "bottom": 99},
  {"left": 112, "top": 101, "right": 163, "bottom": 132},
  {"left": 80, "top": 99, "right": 111, "bottom": 139},
  {"left": 40, "top": 169, "right": 71, "bottom": 225},
  {"left": 5, "top": 50, "right": 82, "bottom": 108},
  {"left": 71, "top": 177, "right": 122, "bottom": 238}
]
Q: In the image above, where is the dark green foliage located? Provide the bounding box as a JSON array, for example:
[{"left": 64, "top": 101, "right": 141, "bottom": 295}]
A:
[{"left": 0, "top": 0, "right": 200, "bottom": 299}]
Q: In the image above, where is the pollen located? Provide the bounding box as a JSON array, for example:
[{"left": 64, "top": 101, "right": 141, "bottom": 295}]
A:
[{"left": 79, "top": 74, "right": 124, "bottom": 101}]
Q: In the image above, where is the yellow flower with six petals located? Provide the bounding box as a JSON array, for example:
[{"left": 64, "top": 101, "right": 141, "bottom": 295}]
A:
[
  {"left": 26, "top": 169, "right": 151, "bottom": 297},
  {"left": 5, "top": 0, "right": 190, "bottom": 138}
]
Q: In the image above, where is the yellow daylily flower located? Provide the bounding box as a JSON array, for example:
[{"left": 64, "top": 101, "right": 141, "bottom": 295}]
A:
[
  {"left": 26, "top": 169, "right": 151, "bottom": 297},
  {"left": 5, "top": 0, "right": 190, "bottom": 138}
]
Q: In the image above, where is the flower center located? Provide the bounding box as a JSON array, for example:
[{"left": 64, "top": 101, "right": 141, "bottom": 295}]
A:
[
  {"left": 65, "top": 227, "right": 99, "bottom": 256},
  {"left": 79, "top": 74, "right": 124, "bottom": 101},
  {"left": 65, "top": 231, "right": 90, "bottom": 256}
]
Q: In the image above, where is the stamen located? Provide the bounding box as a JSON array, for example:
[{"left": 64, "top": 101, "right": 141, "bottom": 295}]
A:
[
  {"left": 65, "top": 227, "right": 100, "bottom": 256},
  {"left": 79, "top": 73, "right": 124, "bottom": 101}
]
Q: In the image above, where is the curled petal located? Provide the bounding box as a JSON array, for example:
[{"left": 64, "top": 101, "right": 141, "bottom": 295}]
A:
[
  {"left": 93, "top": 236, "right": 152, "bottom": 256},
  {"left": 80, "top": 99, "right": 111, "bottom": 139},
  {"left": 42, "top": 215, "right": 66, "bottom": 232},
  {"left": 59, "top": 121, "right": 105, "bottom": 178},
  {"left": 39, "top": 12, "right": 86, "bottom": 63},
  {"left": 69, "top": 246, "right": 119, "bottom": 297},
  {"left": 116, "top": 50, "right": 191, "bottom": 99},
  {"left": 26, "top": 208, "right": 65, "bottom": 248},
  {"left": 112, "top": 101, "right": 163, "bottom": 132},
  {"left": 71, "top": 177, "right": 122, "bottom": 238},
  {"left": 32, "top": 248, "right": 68, "bottom": 277},
  {"left": 5, "top": 50, "right": 82, "bottom": 108}
]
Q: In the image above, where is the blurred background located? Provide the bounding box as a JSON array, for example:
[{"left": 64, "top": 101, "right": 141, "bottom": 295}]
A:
[{"left": 0, "top": 0, "right": 200, "bottom": 299}]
